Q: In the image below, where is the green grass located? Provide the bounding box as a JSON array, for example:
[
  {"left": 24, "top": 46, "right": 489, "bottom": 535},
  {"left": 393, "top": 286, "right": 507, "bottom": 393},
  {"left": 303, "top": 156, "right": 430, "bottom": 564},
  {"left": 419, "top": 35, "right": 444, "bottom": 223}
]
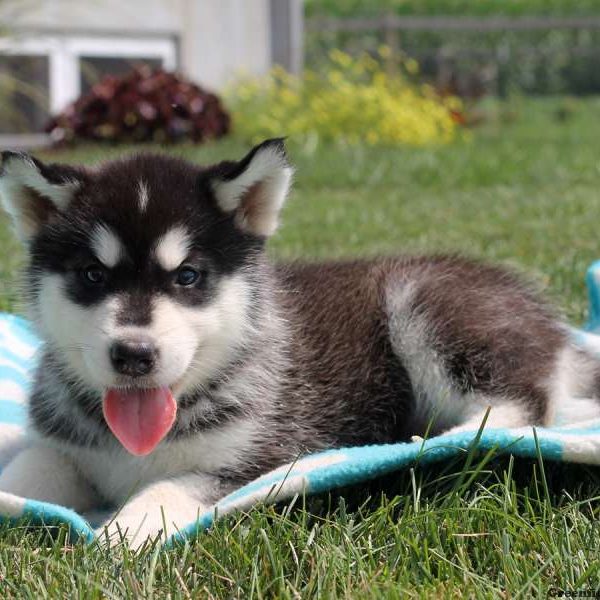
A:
[
  {"left": 304, "top": 0, "right": 600, "bottom": 18},
  {"left": 2, "top": 97, "right": 600, "bottom": 596}
]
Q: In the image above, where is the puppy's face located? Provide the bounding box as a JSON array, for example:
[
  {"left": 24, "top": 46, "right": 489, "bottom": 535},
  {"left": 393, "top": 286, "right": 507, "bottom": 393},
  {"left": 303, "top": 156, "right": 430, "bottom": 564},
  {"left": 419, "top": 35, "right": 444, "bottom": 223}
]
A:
[{"left": 0, "top": 141, "right": 292, "bottom": 399}]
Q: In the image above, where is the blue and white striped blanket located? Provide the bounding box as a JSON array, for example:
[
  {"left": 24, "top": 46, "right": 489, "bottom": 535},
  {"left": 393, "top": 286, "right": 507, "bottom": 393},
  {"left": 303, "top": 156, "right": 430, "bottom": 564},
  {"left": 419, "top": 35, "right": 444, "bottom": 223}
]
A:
[{"left": 2, "top": 262, "right": 600, "bottom": 545}]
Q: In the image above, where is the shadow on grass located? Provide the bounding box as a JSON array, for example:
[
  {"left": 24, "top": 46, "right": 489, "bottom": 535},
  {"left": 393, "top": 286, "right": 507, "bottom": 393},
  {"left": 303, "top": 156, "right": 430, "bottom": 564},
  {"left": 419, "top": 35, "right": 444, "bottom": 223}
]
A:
[{"left": 274, "top": 452, "right": 600, "bottom": 527}]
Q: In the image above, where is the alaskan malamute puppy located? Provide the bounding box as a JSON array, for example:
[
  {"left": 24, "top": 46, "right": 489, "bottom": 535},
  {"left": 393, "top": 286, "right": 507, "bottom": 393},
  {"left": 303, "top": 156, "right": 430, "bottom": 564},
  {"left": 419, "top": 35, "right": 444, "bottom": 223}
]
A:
[{"left": 0, "top": 140, "right": 597, "bottom": 545}]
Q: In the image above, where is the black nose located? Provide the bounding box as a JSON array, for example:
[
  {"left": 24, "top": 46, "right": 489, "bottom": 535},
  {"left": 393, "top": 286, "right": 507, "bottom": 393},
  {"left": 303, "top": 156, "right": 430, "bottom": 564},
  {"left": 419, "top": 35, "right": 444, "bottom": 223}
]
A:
[{"left": 110, "top": 339, "right": 157, "bottom": 377}]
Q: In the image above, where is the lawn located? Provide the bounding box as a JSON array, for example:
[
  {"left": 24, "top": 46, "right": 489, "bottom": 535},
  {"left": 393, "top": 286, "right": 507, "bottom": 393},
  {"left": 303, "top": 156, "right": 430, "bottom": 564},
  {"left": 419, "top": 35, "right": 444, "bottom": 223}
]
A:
[{"left": 1, "top": 97, "right": 600, "bottom": 597}]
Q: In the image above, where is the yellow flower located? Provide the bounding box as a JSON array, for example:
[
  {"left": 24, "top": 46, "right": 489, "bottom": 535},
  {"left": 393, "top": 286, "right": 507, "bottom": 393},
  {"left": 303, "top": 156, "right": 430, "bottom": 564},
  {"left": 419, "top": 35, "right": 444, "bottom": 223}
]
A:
[
  {"left": 405, "top": 58, "right": 419, "bottom": 75},
  {"left": 377, "top": 45, "right": 392, "bottom": 59},
  {"left": 227, "top": 51, "right": 462, "bottom": 147}
]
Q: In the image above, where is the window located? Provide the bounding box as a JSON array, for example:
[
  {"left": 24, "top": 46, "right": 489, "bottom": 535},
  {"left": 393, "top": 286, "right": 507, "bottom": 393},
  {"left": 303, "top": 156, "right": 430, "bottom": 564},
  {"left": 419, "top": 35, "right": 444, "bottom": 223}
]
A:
[
  {"left": 0, "top": 54, "right": 49, "bottom": 134},
  {"left": 0, "top": 35, "right": 177, "bottom": 134},
  {"left": 79, "top": 56, "right": 163, "bottom": 95}
]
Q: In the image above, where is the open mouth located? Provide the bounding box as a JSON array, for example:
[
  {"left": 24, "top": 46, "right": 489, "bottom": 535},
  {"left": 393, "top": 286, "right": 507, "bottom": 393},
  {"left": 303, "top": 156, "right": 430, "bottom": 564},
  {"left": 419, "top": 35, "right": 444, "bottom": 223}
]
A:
[{"left": 102, "top": 387, "right": 177, "bottom": 456}]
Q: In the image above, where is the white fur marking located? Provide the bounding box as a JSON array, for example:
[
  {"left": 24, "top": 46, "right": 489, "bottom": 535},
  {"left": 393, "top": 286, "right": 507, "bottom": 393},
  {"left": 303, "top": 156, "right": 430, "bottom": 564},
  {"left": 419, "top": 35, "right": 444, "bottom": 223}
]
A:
[
  {"left": 138, "top": 179, "right": 149, "bottom": 212},
  {"left": 35, "top": 272, "right": 253, "bottom": 396},
  {"left": 90, "top": 224, "right": 124, "bottom": 268},
  {"left": 154, "top": 227, "right": 191, "bottom": 271},
  {"left": 386, "top": 279, "right": 530, "bottom": 433},
  {"left": 36, "top": 275, "right": 121, "bottom": 391},
  {"left": 0, "top": 155, "right": 79, "bottom": 239},
  {"left": 386, "top": 281, "right": 470, "bottom": 429},
  {"left": 68, "top": 418, "right": 259, "bottom": 503},
  {"left": 442, "top": 403, "right": 528, "bottom": 435}
]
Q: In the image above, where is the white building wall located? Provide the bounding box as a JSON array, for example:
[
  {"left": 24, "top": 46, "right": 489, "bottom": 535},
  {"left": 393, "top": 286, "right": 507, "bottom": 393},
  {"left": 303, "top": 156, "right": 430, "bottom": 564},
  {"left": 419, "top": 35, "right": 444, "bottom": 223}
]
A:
[
  {"left": 181, "top": 0, "right": 272, "bottom": 90},
  {"left": 0, "top": 0, "right": 272, "bottom": 92},
  {"left": 0, "top": 0, "right": 185, "bottom": 35}
]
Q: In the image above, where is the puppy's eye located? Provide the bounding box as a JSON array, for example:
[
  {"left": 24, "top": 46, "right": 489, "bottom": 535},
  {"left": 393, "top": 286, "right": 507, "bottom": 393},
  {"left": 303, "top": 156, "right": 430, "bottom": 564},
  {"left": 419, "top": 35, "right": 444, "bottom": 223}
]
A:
[
  {"left": 175, "top": 266, "right": 201, "bottom": 286},
  {"left": 81, "top": 265, "right": 106, "bottom": 285}
]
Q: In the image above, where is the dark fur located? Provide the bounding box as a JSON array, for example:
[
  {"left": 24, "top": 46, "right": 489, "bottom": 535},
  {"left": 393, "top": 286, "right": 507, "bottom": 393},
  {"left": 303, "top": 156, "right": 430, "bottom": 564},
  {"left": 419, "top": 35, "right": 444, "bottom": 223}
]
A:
[{"left": 227, "top": 256, "right": 569, "bottom": 479}]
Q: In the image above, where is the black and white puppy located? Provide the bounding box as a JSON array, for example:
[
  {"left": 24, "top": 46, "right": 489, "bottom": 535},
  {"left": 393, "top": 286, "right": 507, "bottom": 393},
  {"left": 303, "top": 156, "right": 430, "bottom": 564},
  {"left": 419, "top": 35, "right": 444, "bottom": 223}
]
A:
[{"left": 0, "top": 140, "right": 598, "bottom": 545}]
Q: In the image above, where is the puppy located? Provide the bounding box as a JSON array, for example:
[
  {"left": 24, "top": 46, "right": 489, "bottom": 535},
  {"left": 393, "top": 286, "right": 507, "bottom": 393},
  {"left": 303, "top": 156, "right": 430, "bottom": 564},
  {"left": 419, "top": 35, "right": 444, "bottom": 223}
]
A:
[{"left": 0, "top": 140, "right": 597, "bottom": 545}]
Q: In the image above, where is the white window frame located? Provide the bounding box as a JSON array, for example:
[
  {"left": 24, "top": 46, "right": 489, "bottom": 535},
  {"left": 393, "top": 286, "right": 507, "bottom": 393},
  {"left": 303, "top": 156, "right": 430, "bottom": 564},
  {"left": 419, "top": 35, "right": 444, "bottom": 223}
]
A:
[{"left": 0, "top": 35, "right": 177, "bottom": 115}]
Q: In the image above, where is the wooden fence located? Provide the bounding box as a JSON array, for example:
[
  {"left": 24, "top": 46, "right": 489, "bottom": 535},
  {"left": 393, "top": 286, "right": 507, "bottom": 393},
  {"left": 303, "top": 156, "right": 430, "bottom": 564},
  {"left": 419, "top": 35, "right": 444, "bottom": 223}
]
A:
[
  {"left": 305, "top": 15, "right": 600, "bottom": 97},
  {"left": 306, "top": 15, "right": 600, "bottom": 33}
]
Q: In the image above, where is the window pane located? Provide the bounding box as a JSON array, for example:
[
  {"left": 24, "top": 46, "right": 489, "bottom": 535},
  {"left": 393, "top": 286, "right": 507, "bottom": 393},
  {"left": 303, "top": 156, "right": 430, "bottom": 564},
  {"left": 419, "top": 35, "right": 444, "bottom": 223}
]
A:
[
  {"left": 0, "top": 54, "right": 49, "bottom": 134},
  {"left": 79, "top": 56, "right": 164, "bottom": 94}
]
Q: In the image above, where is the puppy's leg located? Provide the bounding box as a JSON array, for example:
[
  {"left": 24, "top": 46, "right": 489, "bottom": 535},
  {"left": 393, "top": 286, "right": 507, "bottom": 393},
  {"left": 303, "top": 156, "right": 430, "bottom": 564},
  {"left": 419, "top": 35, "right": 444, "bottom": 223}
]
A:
[
  {"left": 386, "top": 263, "right": 570, "bottom": 440},
  {"left": 441, "top": 400, "right": 529, "bottom": 436},
  {"left": 0, "top": 446, "right": 97, "bottom": 512},
  {"left": 96, "top": 472, "right": 232, "bottom": 548}
]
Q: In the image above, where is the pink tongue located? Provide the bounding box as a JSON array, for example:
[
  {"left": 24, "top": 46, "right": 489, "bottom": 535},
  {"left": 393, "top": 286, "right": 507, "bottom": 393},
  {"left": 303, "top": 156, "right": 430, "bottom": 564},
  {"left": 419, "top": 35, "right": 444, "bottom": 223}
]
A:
[{"left": 103, "top": 388, "right": 177, "bottom": 456}]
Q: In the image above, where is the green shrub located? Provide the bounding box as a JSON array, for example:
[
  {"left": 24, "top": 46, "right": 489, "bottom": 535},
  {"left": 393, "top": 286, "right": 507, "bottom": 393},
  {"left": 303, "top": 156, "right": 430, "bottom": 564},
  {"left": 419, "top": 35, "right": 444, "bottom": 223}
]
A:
[{"left": 305, "top": 0, "right": 600, "bottom": 17}]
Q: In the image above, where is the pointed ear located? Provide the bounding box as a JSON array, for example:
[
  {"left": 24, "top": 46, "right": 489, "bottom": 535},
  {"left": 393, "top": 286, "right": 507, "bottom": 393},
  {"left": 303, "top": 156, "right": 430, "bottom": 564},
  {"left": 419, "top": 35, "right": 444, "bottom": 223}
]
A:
[
  {"left": 209, "top": 138, "right": 294, "bottom": 237},
  {"left": 0, "top": 151, "right": 85, "bottom": 241}
]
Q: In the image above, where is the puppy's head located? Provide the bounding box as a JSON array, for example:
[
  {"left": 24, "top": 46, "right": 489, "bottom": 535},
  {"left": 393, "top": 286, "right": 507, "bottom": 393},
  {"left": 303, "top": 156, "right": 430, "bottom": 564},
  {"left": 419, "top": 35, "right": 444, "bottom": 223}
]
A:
[{"left": 0, "top": 140, "right": 293, "bottom": 454}]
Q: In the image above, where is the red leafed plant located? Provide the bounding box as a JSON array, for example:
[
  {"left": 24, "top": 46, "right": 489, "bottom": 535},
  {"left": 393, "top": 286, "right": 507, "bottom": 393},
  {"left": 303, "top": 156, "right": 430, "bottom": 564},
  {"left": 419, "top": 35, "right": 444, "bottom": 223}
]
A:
[{"left": 46, "top": 66, "right": 231, "bottom": 144}]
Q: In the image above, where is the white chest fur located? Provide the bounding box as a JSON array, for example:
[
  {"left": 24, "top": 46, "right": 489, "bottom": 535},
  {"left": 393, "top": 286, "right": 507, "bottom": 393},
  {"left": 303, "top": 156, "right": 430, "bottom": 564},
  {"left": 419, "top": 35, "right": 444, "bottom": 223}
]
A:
[{"left": 46, "top": 418, "right": 258, "bottom": 504}]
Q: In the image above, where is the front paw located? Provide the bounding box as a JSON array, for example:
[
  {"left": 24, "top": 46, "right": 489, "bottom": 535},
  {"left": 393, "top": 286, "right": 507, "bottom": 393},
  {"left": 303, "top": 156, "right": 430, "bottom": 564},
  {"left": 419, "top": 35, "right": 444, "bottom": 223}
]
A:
[
  {"left": 94, "top": 474, "right": 214, "bottom": 548},
  {"left": 95, "top": 510, "right": 166, "bottom": 549}
]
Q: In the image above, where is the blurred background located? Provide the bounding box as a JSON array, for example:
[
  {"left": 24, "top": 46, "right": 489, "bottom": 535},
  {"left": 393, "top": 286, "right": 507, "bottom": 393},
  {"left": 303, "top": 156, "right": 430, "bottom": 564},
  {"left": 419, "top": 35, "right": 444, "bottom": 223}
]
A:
[
  {"left": 2, "top": 0, "right": 600, "bottom": 145},
  {"left": 0, "top": 0, "right": 303, "bottom": 145}
]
